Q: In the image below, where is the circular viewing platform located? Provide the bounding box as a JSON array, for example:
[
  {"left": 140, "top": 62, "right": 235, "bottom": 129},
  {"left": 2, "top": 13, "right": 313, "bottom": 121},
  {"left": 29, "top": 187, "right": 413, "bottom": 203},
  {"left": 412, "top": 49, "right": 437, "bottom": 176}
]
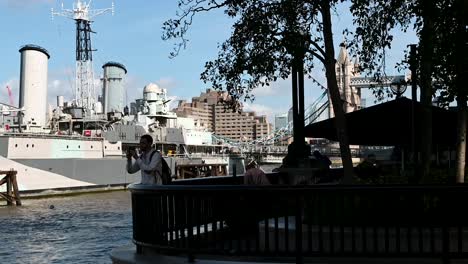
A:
[{"left": 112, "top": 175, "right": 468, "bottom": 263}]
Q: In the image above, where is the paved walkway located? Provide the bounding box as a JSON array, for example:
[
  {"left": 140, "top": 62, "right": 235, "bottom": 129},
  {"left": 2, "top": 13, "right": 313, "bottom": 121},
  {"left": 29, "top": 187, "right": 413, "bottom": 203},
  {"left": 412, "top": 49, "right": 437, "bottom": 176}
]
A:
[{"left": 111, "top": 245, "right": 468, "bottom": 264}]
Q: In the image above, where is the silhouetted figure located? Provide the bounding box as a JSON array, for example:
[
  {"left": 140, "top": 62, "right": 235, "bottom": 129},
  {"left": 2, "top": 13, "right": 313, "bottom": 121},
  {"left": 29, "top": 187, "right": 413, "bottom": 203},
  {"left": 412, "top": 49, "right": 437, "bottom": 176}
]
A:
[
  {"left": 311, "top": 150, "right": 332, "bottom": 183},
  {"left": 356, "top": 154, "right": 381, "bottom": 182},
  {"left": 283, "top": 142, "right": 312, "bottom": 167},
  {"left": 244, "top": 160, "right": 270, "bottom": 185},
  {"left": 222, "top": 160, "right": 270, "bottom": 237},
  {"left": 313, "top": 150, "right": 332, "bottom": 169}
]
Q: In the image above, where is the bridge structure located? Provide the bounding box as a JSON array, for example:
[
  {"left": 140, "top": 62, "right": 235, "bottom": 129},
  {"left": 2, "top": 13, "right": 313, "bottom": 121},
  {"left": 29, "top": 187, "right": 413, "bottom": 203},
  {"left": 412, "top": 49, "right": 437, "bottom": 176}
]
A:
[
  {"left": 212, "top": 73, "right": 406, "bottom": 145},
  {"left": 211, "top": 45, "right": 408, "bottom": 162}
]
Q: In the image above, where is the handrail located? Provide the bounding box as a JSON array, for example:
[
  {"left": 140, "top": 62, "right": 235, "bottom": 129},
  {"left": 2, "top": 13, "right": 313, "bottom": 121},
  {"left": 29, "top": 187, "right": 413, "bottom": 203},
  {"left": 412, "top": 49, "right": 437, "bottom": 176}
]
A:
[
  {"left": 129, "top": 180, "right": 468, "bottom": 263},
  {"left": 0, "top": 132, "right": 103, "bottom": 141}
]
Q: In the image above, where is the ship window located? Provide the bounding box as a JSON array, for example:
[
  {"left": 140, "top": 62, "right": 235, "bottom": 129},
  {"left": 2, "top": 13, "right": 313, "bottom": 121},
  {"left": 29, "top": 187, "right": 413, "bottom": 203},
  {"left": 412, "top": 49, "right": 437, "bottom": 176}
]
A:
[
  {"left": 91, "top": 145, "right": 93, "bottom": 149},
  {"left": 105, "top": 146, "right": 107, "bottom": 149},
  {"left": 78, "top": 145, "right": 80, "bottom": 149},
  {"left": 32, "top": 144, "right": 34, "bottom": 148},
  {"left": 15, "top": 144, "right": 17, "bottom": 148},
  {"left": 118, "top": 147, "right": 120, "bottom": 150},
  {"left": 26, "top": 144, "right": 29, "bottom": 148},
  {"left": 67, "top": 145, "right": 69, "bottom": 149}
]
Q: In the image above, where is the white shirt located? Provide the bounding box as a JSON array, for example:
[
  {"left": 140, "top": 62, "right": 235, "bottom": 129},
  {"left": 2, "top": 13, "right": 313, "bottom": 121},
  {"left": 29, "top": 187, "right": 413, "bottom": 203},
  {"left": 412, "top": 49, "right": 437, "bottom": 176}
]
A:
[{"left": 126, "top": 150, "right": 163, "bottom": 184}]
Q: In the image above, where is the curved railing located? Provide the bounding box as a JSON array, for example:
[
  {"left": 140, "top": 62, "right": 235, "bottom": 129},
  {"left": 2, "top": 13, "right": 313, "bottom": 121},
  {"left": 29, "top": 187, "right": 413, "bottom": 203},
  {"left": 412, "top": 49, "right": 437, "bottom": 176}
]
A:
[{"left": 130, "top": 179, "right": 468, "bottom": 263}]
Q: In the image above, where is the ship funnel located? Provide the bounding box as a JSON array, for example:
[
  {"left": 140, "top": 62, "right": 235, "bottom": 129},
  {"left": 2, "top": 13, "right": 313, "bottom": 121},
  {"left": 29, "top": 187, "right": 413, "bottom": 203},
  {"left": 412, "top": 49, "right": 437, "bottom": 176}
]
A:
[
  {"left": 19, "top": 45, "right": 50, "bottom": 128},
  {"left": 102, "top": 61, "right": 127, "bottom": 115}
]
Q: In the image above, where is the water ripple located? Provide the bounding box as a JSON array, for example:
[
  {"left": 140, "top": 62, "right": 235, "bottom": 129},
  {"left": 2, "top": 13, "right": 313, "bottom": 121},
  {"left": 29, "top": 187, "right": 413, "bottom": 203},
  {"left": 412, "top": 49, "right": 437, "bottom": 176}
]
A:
[{"left": 0, "top": 191, "right": 132, "bottom": 264}]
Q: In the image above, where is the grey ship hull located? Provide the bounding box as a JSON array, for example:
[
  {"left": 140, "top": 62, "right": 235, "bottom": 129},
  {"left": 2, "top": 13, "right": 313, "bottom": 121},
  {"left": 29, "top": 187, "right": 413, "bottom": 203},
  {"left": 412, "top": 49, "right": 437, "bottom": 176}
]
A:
[
  {"left": 0, "top": 134, "right": 233, "bottom": 193},
  {"left": 13, "top": 157, "right": 141, "bottom": 186}
]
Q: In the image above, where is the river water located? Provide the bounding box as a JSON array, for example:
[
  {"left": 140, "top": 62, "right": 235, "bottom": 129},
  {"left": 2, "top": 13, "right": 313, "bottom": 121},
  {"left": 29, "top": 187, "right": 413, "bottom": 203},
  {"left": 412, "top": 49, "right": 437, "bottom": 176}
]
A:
[{"left": 0, "top": 191, "right": 132, "bottom": 264}]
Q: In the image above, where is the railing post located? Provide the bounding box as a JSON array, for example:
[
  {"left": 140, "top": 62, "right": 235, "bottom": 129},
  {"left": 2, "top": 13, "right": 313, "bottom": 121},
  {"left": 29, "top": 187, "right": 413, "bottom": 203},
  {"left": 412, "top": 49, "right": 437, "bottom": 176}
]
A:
[
  {"left": 233, "top": 164, "right": 237, "bottom": 177},
  {"left": 441, "top": 190, "right": 450, "bottom": 264},
  {"left": 296, "top": 195, "right": 303, "bottom": 264},
  {"left": 136, "top": 245, "right": 142, "bottom": 254},
  {"left": 442, "top": 226, "right": 450, "bottom": 264}
]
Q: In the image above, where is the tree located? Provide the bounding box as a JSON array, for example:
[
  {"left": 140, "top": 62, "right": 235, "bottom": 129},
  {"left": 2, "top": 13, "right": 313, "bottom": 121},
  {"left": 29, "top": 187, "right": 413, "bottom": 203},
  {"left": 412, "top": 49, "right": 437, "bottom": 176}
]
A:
[
  {"left": 452, "top": 0, "right": 467, "bottom": 182},
  {"left": 349, "top": 0, "right": 466, "bottom": 182},
  {"left": 163, "top": 0, "right": 354, "bottom": 183}
]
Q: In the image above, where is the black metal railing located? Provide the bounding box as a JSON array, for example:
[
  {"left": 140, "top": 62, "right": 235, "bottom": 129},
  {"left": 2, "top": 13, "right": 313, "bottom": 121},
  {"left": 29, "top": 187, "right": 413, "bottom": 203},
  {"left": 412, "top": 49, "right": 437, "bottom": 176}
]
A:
[{"left": 130, "top": 181, "right": 468, "bottom": 263}]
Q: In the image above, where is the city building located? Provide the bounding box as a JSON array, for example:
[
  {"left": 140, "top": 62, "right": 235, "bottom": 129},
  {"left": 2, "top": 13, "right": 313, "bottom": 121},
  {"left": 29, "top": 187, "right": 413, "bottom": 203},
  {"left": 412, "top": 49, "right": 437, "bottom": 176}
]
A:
[
  {"left": 173, "top": 89, "right": 272, "bottom": 142},
  {"left": 274, "top": 114, "right": 288, "bottom": 131}
]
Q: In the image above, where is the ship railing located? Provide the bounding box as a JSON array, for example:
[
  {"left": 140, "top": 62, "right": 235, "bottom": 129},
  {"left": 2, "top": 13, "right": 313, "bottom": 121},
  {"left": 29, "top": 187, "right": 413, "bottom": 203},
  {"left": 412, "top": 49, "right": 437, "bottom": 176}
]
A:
[
  {"left": 130, "top": 179, "right": 468, "bottom": 263},
  {"left": 164, "top": 153, "right": 231, "bottom": 159},
  {"left": 187, "top": 153, "right": 230, "bottom": 159},
  {"left": 0, "top": 132, "right": 103, "bottom": 141}
]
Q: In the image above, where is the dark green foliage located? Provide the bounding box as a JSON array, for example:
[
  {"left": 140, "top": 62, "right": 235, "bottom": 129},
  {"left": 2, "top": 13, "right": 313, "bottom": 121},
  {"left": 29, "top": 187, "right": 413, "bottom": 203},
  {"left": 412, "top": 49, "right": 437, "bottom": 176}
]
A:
[
  {"left": 162, "top": 0, "right": 345, "bottom": 111},
  {"left": 348, "top": 0, "right": 464, "bottom": 105}
]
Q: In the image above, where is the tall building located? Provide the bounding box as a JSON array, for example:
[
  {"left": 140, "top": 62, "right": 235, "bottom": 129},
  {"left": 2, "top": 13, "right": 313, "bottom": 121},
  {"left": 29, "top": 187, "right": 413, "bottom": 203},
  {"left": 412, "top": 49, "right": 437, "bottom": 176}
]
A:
[
  {"left": 274, "top": 114, "right": 288, "bottom": 131},
  {"left": 173, "top": 89, "right": 272, "bottom": 142}
]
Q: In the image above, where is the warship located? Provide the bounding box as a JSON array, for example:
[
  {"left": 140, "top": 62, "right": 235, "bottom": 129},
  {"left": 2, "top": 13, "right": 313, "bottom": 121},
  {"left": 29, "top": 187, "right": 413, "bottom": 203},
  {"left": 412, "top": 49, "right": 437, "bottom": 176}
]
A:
[{"left": 0, "top": 1, "right": 237, "bottom": 193}]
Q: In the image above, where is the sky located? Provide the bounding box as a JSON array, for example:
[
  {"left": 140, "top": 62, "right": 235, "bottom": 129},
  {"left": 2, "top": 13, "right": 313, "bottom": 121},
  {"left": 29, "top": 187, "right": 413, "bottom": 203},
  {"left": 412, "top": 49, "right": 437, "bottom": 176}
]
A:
[{"left": 0, "top": 0, "right": 417, "bottom": 123}]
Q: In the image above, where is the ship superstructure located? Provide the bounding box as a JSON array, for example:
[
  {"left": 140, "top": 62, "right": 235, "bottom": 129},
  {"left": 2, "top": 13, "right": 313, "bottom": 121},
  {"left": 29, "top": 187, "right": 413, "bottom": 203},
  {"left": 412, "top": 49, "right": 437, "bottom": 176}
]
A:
[{"left": 0, "top": 1, "right": 232, "bottom": 193}]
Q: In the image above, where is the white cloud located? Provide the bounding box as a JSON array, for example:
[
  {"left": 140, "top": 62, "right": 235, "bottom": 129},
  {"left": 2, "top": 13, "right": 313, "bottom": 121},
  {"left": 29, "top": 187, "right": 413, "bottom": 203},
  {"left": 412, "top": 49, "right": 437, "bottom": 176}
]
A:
[
  {"left": 252, "top": 78, "right": 291, "bottom": 97},
  {"left": 124, "top": 74, "right": 146, "bottom": 104},
  {"left": 252, "top": 85, "right": 276, "bottom": 96},
  {"left": 243, "top": 103, "right": 272, "bottom": 115},
  {"left": 47, "top": 78, "right": 74, "bottom": 107},
  {"left": 157, "top": 77, "right": 177, "bottom": 90}
]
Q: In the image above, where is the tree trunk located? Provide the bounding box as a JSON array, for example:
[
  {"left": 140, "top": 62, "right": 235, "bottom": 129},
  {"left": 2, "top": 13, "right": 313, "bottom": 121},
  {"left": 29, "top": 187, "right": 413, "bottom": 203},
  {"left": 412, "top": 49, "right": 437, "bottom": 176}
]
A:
[
  {"left": 455, "top": 0, "right": 467, "bottom": 183},
  {"left": 321, "top": 1, "right": 354, "bottom": 184},
  {"left": 456, "top": 97, "right": 467, "bottom": 183},
  {"left": 419, "top": 1, "right": 435, "bottom": 183}
]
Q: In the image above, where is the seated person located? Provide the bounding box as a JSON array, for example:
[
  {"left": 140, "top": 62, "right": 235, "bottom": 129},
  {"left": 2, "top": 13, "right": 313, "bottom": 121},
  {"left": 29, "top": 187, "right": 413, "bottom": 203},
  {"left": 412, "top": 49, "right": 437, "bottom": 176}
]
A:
[{"left": 244, "top": 160, "right": 270, "bottom": 185}]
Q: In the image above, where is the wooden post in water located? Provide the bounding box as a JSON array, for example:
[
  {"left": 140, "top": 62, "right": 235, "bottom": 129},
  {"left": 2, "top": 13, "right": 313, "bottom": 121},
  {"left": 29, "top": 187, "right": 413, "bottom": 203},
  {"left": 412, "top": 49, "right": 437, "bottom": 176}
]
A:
[{"left": 0, "top": 170, "right": 21, "bottom": 206}]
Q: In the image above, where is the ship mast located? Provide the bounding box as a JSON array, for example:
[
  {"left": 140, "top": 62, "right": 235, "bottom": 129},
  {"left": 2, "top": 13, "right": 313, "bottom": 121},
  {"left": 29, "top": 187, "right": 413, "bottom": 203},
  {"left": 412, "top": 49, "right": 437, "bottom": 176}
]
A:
[{"left": 52, "top": 0, "right": 114, "bottom": 116}]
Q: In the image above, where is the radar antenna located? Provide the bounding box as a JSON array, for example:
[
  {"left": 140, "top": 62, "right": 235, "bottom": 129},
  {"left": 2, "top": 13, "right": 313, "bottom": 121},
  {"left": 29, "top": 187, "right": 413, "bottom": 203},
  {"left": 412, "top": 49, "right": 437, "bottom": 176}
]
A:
[{"left": 51, "top": 0, "right": 114, "bottom": 115}]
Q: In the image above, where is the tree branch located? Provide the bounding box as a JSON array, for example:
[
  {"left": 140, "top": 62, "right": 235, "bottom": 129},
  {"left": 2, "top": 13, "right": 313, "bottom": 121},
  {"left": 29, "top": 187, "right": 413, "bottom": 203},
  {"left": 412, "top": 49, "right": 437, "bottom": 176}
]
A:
[{"left": 309, "top": 41, "right": 326, "bottom": 58}]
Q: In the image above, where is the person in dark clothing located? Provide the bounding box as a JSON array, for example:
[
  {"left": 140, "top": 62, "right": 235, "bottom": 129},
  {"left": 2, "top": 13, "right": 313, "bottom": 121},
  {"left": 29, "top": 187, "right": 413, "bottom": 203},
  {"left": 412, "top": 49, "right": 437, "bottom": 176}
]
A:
[
  {"left": 356, "top": 153, "right": 381, "bottom": 182},
  {"left": 313, "top": 150, "right": 332, "bottom": 169},
  {"left": 312, "top": 150, "right": 333, "bottom": 183}
]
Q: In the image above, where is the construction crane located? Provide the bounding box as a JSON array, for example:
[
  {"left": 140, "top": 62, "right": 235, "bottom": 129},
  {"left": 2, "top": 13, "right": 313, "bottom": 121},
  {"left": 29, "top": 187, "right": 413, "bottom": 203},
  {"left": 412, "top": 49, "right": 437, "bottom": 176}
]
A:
[
  {"left": 5, "top": 85, "right": 14, "bottom": 106},
  {"left": 5, "top": 85, "right": 15, "bottom": 116}
]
